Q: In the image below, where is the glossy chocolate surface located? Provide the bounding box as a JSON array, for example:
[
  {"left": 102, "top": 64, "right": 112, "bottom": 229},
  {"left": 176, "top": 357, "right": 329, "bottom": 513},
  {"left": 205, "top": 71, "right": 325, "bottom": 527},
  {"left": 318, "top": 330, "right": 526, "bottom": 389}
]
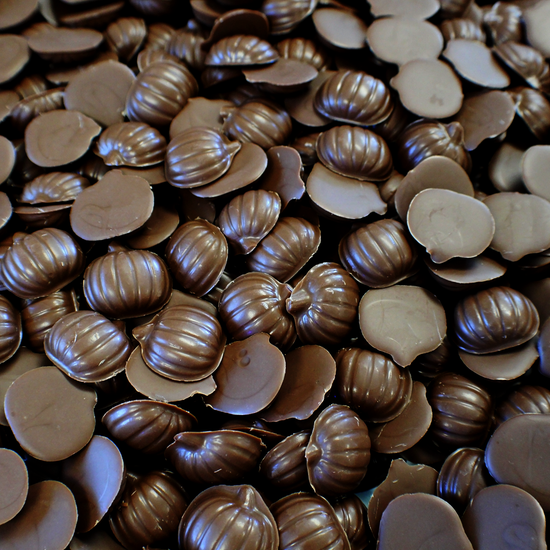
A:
[
  {"left": 205, "top": 35, "right": 279, "bottom": 66},
  {"left": 19, "top": 172, "right": 90, "bottom": 204},
  {"left": 333, "top": 495, "right": 370, "bottom": 550}
]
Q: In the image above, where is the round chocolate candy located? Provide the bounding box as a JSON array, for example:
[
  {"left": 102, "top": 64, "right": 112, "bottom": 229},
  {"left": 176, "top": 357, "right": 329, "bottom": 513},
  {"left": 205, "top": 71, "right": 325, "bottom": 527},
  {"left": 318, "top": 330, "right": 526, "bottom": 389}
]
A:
[
  {"left": 454, "top": 286, "right": 540, "bottom": 354},
  {"left": 133, "top": 304, "right": 226, "bottom": 382},
  {"left": 45, "top": 310, "right": 131, "bottom": 383},
  {"left": 509, "top": 87, "right": 550, "bottom": 141},
  {"left": 1, "top": 228, "right": 85, "bottom": 299},
  {"left": 83, "top": 248, "right": 172, "bottom": 319},
  {"left": 0, "top": 295, "right": 21, "bottom": 365},
  {"left": 19, "top": 172, "right": 90, "bottom": 204},
  {"left": 205, "top": 35, "right": 279, "bottom": 66}
]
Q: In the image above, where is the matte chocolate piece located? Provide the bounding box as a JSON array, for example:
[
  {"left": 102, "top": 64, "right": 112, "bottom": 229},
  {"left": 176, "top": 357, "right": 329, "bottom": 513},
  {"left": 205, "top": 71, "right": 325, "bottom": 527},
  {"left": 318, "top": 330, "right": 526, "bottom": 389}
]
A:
[
  {"left": 277, "top": 38, "right": 330, "bottom": 71},
  {"left": 64, "top": 61, "right": 136, "bottom": 128},
  {"left": 125, "top": 346, "right": 217, "bottom": 402},
  {"left": 523, "top": 145, "right": 550, "bottom": 202},
  {"left": 25, "top": 110, "right": 101, "bottom": 168},
  {"left": 271, "top": 492, "right": 351, "bottom": 550},
  {"left": 19, "top": 172, "right": 89, "bottom": 205},
  {"left": 60, "top": 435, "right": 125, "bottom": 533},
  {"left": 0, "top": 0, "right": 38, "bottom": 29},
  {"left": 359, "top": 285, "right": 446, "bottom": 367},
  {"left": 462, "top": 484, "right": 546, "bottom": 550},
  {"left": 0, "top": 294, "right": 21, "bottom": 364},
  {"left": 259, "top": 431, "right": 310, "bottom": 492},
  {"left": 0, "top": 35, "right": 30, "bottom": 84},
  {"left": 133, "top": 304, "right": 225, "bottom": 382},
  {"left": 367, "top": 458, "right": 438, "bottom": 538},
  {"left": 5, "top": 366, "right": 96, "bottom": 461},
  {"left": 126, "top": 61, "right": 198, "bottom": 127},
  {"left": 125, "top": 199, "right": 179, "bottom": 249},
  {"left": 10, "top": 88, "right": 65, "bottom": 134},
  {"left": 368, "top": 0, "right": 439, "bottom": 18},
  {"left": 262, "top": 0, "right": 315, "bottom": 35},
  {"left": 440, "top": 18, "right": 486, "bottom": 42},
  {"left": 0, "top": 448, "right": 28, "bottom": 526},
  {"left": 523, "top": 0, "right": 550, "bottom": 58},
  {"left": 335, "top": 348, "right": 413, "bottom": 423},
  {"left": 454, "top": 286, "right": 539, "bottom": 355},
  {"left": 206, "top": 35, "right": 278, "bottom": 67},
  {"left": 333, "top": 495, "right": 370, "bottom": 550},
  {"left": 179, "top": 485, "right": 278, "bottom": 550},
  {"left": 110, "top": 471, "right": 187, "bottom": 549},
  {"left": 510, "top": 86, "right": 550, "bottom": 141},
  {"left": 313, "top": 8, "right": 368, "bottom": 50},
  {"left": 243, "top": 59, "right": 318, "bottom": 94},
  {"left": 206, "top": 333, "right": 286, "bottom": 415},
  {"left": 484, "top": 1, "right": 522, "bottom": 45},
  {"left": 306, "top": 163, "right": 387, "bottom": 220},
  {"left": 165, "top": 126, "right": 241, "bottom": 188},
  {"left": 377, "top": 493, "right": 473, "bottom": 550},
  {"left": 45, "top": 310, "right": 131, "bottom": 383},
  {"left": 486, "top": 414, "right": 550, "bottom": 511},
  {"left": 428, "top": 372, "right": 492, "bottom": 448},
  {"left": 70, "top": 170, "right": 154, "bottom": 241},
  {"left": 165, "top": 219, "right": 227, "bottom": 296},
  {"left": 261, "top": 345, "right": 336, "bottom": 422},
  {"left": 495, "top": 384, "right": 550, "bottom": 426},
  {"left": 436, "top": 447, "right": 490, "bottom": 513},
  {"left": 488, "top": 142, "right": 525, "bottom": 193},
  {"left": 0, "top": 480, "right": 77, "bottom": 548},
  {"left": 306, "top": 404, "right": 370, "bottom": 497},
  {"left": 369, "top": 381, "right": 433, "bottom": 454},
  {"left": 339, "top": 219, "right": 418, "bottom": 288},
  {"left": 1, "top": 228, "right": 84, "bottom": 299},
  {"left": 367, "top": 18, "right": 443, "bottom": 67},
  {"left": 169, "top": 97, "right": 233, "bottom": 138},
  {"left": 105, "top": 17, "right": 146, "bottom": 61},
  {"left": 219, "top": 272, "right": 296, "bottom": 350},
  {"left": 166, "top": 430, "right": 265, "bottom": 484}
]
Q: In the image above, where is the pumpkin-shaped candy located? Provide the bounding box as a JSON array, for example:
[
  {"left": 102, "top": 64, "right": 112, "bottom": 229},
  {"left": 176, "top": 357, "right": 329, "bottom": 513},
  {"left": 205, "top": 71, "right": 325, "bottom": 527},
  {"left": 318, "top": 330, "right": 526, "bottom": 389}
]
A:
[
  {"left": 165, "top": 127, "right": 241, "bottom": 188},
  {"left": 144, "top": 22, "right": 176, "bottom": 50},
  {"left": 110, "top": 471, "right": 188, "bottom": 549},
  {"left": 333, "top": 495, "right": 371, "bottom": 550},
  {"left": 165, "top": 219, "right": 228, "bottom": 296},
  {"left": 10, "top": 88, "right": 64, "bottom": 133},
  {"left": 509, "top": 87, "right": 550, "bottom": 141},
  {"left": 104, "top": 17, "right": 147, "bottom": 61},
  {"left": 484, "top": 2, "right": 522, "bottom": 45},
  {"left": 0, "top": 295, "right": 21, "bottom": 364},
  {"left": 441, "top": 18, "right": 486, "bottom": 42},
  {"left": 286, "top": 262, "right": 359, "bottom": 346},
  {"left": 263, "top": 0, "right": 317, "bottom": 35},
  {"left": 133, "top": 304, "right": 226, "bottom": 382},
  {"left": 19, "top": 172, "right": 90, "bottom": 204},
  {"left": 495, "top": 385, "right": 550, "bottom": 426},
  {"left": 218, "top": 271, "right": 296, "bottom": 350},
  {"left": 83, "top": 249, "right": 172, "bottom": 319},
  {"left": 178, "top": 485, "right": 278, "bottom": 550},
  {"left": 1, "top": 228, "right": 85, "bottom": 299},
  {"left": 126, "top": 61, "right": 198, "bottom": 127},
  {"left": 168, "top": 27, "right": 207, "bottom": 71},
  {"left": 454, "top": 286, "right": 539, "bottom": 354},
  {"left": 205, "top": 35, "right": 279, "bottom": 66},
  {"left": 339, "top": 219, "right": 418, "bottom": 288},
  {"left": 277, "top": 37, "right": 330, "bottom": 70}
]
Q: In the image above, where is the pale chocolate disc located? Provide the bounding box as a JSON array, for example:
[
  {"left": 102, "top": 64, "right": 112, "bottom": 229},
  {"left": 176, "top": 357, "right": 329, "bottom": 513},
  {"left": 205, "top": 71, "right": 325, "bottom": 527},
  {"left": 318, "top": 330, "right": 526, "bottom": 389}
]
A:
[
  {"left": 488, "top": 142, "right": 526, "bottom": 193},
  {"left": 523, "top": 0, "right": 550, "bottom": 58},
  {"left": 442, "top": 39, "right": 510, "bottom": 88},
  {"left": 390, "top": 59, "right": 463, "bottom": 119},
  {"left": 169, "top": 97, "right": 233, "bottom": 140},
  {"left": 367, "top": 0, "right": 440, "bottom": 19},
  {"left": 0, "top": 136, "right": 15, "bottom": 184},
  {"left": 243, "top": 59, "right": 318, "bottom": 93},
  {"left": 312, "top": 8, "right": 368, "bottom": 50},
  {"left": 25, "top": 110, "right": 101, "bottom": 168},
  {"left": 483, "top": 192, "right": 550, "bottom": 261},
  {"left": 307, "top": 162, "right": 387, "bottom": 220},
  {"left": 366, "top": 18, "right": 443, "bottom": 67},
  {"left": 407, "top": 189, "right": 495, "bottom": 264},
  {"left": 359, "top": 286, "right": 447, "bottom": 367},
  {"left": 0, "top": 35, "right": 30, "bottom": 84},
  {"left": 522, "top": 145, "right": 550, "bottom": 201},
  {"left": 70, "top": 170, "right": 154, "bottom": 241},
  {"left": 0, "top": 448, "right": 28, "bottom": 526}
]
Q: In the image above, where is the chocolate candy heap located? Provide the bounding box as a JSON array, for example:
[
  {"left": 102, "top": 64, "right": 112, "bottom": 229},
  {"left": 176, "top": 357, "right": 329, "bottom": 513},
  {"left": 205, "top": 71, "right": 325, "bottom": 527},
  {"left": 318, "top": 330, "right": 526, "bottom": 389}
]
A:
[{"left": 1, "top": 0, "right": 550, "bottom": 548}]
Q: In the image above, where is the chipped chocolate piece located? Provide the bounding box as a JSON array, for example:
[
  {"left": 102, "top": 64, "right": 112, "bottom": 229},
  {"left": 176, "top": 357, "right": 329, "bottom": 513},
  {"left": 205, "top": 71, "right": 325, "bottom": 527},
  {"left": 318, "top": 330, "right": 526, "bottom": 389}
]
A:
[
  {"left": 0, "top": 448, "right": 28, "bottom": 526},
  {"left": 206, "top": 35, "right": 279, "bottom": 66},
  {"left": 0, "top": 35, "right": 30, "bottom": 84},
  {"left": 169, "top": 97, "right": 233, "bottom": 139},
  {"left": 312, "top": 8, "right": 368, "bottom": 50}
]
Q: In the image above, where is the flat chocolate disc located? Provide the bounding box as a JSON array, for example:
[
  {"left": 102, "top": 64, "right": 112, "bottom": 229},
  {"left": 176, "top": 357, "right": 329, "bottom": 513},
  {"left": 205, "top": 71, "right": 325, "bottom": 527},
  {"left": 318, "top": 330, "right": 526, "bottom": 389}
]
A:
[
  {"left": 0, "top": 480, "right": 77, "bottom": 549},
  {"left": 70, "top": 170, "right": 154, "bottom": 241},
  {"left": 0, "top": 0, "right": 38, "bottom": 30},
  {"left": 0, "top": 448, "right": 28, "bottom": 526},
  {"left": 312, "top": 8, "right": 368, "bottom": 50},
  {"left": 125, "top": 199, "right": 179, "bottom": 249},
  {"left": 5, "top": 367, "right": 97, "bottom": 462},
  {"left": 45, "top": 52, "right": 118, "bottom": 86},
  {"left": 118, "top": 165, "right": 166, "bottom": 185},
  {"left": 522, "top": 145, "right": 550, "bottom": 201},
  {"left": 71, "top": 530, "right": 126, "bottom": 550},
  {"left": 523, "top": 0, "right": 550, "bottom": 57},
  {"left": 169, "top": 97, "right": 233, "bottom": 139},
  {"left": 367, "top": 0, "right": 439, "bottom": 19},
  {"left": 64, "top": 60, "right": 136, "bottom": 127},
  {"left": 488, "top": 142, "right": 525, "bottom": 192},
  {"left": 206, "top": 333, "right": 286, "bottom": 416},
  {"left": 61, "top": 435, "right": 125, "bottom": 533},
  {"left": 25, "top": 110, "right": 102, "bottom": 168},
  {"left": 243, "top": 59, "right": 318, "bottom": 93},
  {"left": 359, "top": 286, "right": 447, "bottom": 367},
  {"left": 27, "top": 27, "right": 104, "bottom": 60},
  {"left": 0, "top": 136, "right": 15, "bottom": 184},
  {"left": 0, "top": 35, "right": 30, "bottom": 84},
  {"left": 307, "top": 163, "right": 387, "bottom": 220}
]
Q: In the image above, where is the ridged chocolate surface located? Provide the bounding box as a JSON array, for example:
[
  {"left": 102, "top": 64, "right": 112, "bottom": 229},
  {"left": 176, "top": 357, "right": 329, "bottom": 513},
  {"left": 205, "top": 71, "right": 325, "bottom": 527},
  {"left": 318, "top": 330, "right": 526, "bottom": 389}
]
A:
[
  {"left": 314, "top": 70, "right": 393, "bottom": 126},
  {"left": 165, "top": 219, "right": 228, "bottom": 296},
  {"left": 219, "top": 271, "right": 296, "bottom": 350},
  {"left": 126, "top": 61, "right": 198, "bottom": 127},
  {"left": 83, "top": 249, "right": 172, "bottom": 319},
  {"left": 205, "top": 35, "right": 279, "bottom": 66},
  {"left": 145, "top": 22, "right": 176, "bottom": 49},
  {"left": 440, "top": 18, "right": 486, "bottom": 42},
  {"left": 263, "top": 0, "right": 316, "bottom": 34},
  {"left": 428, "top": 372, "right": 493, "bottom": 448},
  {"left": 102, "top": 400, "right": 196, "bottom": 454},
  {"left": 286, "top": 262, "right": 359, "bottom": 346},
  {"left": 259, "top": 431, "right": 310, "bottom": 492},
  {"left": 104, "top": 17, "right": 147, "bottom": 61},
  {"left": 439, "top": 0, "right": 472, "bottom": 18},
  {"left": 165, "top": 127, "right": 241, "bottom": 188},
  {"left": 96, "top": 122, "right": 167, "bottom": 167},
  {"left": 484, "top": 2, "right": 522, "bottom": 45},
  {"left": 110, "top": 471, "right": 188, "bottom": 549},
  {"left": 277, "top": 37, "right": 329, "bottom": 70},
  {"left": 45, "top": 310, "right": 131, "bottom": 383},
  {"left": 335, "top": 348, "right": 413, "bottom": 423},
  {"left": 222, "top": 100, "right": 292, "bottom": 149},
  {"left": 217, "top": 189, "right": 281, "bottom": 254},
  {"left": 333, "top": 495, "right": 370, "bottom": 550},
  {"left": 178, "top": 485, "right": 278, "bottom": 550},
  {"left": 1, "top": 228, "right": 85, "bottom": 299},
  {"left": 495, "top": 384, "right": 550, "bottom": 426},
  {"left": 166, "top": 430, "right": 265, "bottom": 485},
  {"left": 509, "top": 87, "right": 550, "bottom": 141},
  {"left": 133, "top": 304, "right": 225, "bottom": 382},
  {"left": 19, "top": 172, "right": 90, "bottom": 204},
  {"left": 271, "top": 492, "right": 351, "bottom": 550},
  {"left": 167, "top": 27, "right": 207, "bottom": 71},
  {"left": 306, "top": 404, "right": 371, "bottom": 497},
  {"left": 0, "top": 295, "right": 21, "bottom": 364},
  {"left": 10, "top": 88, "right": 64, "bottom": 133},
  {"left": 317, "top": 125, "right": 392, "bottom": 182},
  {"left": 454, "top": 287, "right": 540, "bottom": 354},
  {"left": 339, "top": 219, "right": 418, "bottom": 288}
]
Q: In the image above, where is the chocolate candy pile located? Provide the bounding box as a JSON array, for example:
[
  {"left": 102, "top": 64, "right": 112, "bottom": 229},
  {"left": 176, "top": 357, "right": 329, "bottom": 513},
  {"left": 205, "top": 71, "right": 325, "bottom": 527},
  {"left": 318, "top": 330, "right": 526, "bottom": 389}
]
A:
[{"left": 1, "top": 0, "right": 550, "bottom": 548}]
